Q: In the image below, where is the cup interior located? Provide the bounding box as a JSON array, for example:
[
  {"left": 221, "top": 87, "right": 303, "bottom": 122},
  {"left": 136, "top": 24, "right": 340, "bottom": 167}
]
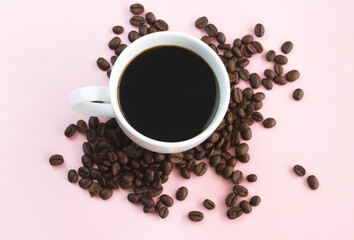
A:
[{"left": 109, "top": 31, "right": 230, "bottom": 153}]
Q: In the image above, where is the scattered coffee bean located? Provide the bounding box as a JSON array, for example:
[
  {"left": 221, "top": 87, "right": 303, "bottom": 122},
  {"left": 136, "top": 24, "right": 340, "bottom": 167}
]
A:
[
  {"left": 239, "top": 68, "right": 250, "bottom": 81},
  {"left": 180, "top": 168, "right": 191, "bottom": 179},
  {"left": 250, "top": 196, "right": 261, "bottom": 206},
  {"left": 273, "top": 75, "right": 287, "bottom": 85},
  {"left": 89, "top": 182, "right": 102, "bottom": 196},
  {"left": 235, "top": 143, "right": 249, "bottom": 156},
  {"left": 154, "top": 19, "right": 168, "bottom": 31},
  {"left": 130, "top": 16, "right": 145, "bottom": 26},
  {"left": 264, "top": 69, "right": 275, "bottom": 80},
  {"left": 293, "top": 88, "right": 304, "bottom": 101},
  {"left": 266, "top": 50, "right": 276, "bottom": 62},
  {"left": 307, "top": 175, "right": 319, "bottom": 190},
  {"left": 263, "top": 118, "right": 276, "bottom": 128},
  {"left": 108, "top": 37, "right": 121, "bottom": 49},
  {"left": 76, "top": 120, "right": 88, "bottom": 133},
  {"left": 227, "top": 206, "right": 243, "bottom": 219},
  {"left": 242, "top": 34, "right": 253, "bottom": 44},
  {"left": 99, "top": 188, "right": 113, "bottom": 200},
  {"left": 261, "top": 78, "right": 273, "bottom": 90},
  {"left": 233, "top": 185, "right": 248, "bottom": 197},
  {"left": 225, "top": 192, "right": 237, "bottom": 207},
  {"left": 145, "top": 12, "right": 156, "bottom": 25},
  {"left": 239, "top": 200, "right": 252, "bottom": 213},
  {"left": 79, "top": 177, "right": 93, "bottom": 189},
  {"left": 218, "top": 44, "right": 231, "bottom": 50},
  {"left": 252, "top": 41, "right": 263, "bottom": 53},
  {"left": 205, "top": 23, "right": 218, "bottom": 37},
  {"left": 188, "top": 211, "right": 204, "bottom": 222},
  {"left": 115, "top": 44, "right": 127, "bottom": 56},
  {"left": 203, "top": 199, "right": 215, "bottom": 210},
  {"left": 112, "top": 25, "right": 124, "bottom": 34},
  {"left": 233, "top": 38, "right": 242, "bottom": 47},
  {"left": 252, "top": 112, "right": 263, "bottom": 122},
  {"left": 64, "top": 124, "right": 77, "bottom": 137},
  {"left": 143, "top": 206, "right": 155, "bottom": 213},
  {"left": 286, "top": 70, "right": 300, "bottom": 82},
  {"left": 88, "top": 116, "right": 98, "bottom": 129},
  {"left": 176, "top": 187, "right": 188, "bottom": 201},
  {"left": 128, "top": 30, "right": 139, "bottom": 42},
  {"left": 195, "top": 162, "right": 208, "bottom": 176},
  {"left": 147, "top": 25, "right": 157, "bottom": 34},
  {"left": 78, "top": 167, "right": 90, "bottom": 178},
  {"left": 127, "top": 193, "right": 140, "bottom": 203},
  {"left": 231, "top": 170, "right": 243, "bottom": 184},
  {"left": 160, "top": 194, "right": 174, "bottom": 207},
  {"left": 274, "top": 63, "right": 284, "bottom": 75},
  {"left": 201, "top": 36, "right": 212, "bottom": 44},
  {"left": 249, "top": 73, "right": 261, "bottom": 89},
  {"left": 67, "top": 169, "right": 78, "bottom": 183},
  {"left": 139, "top": 25, "right": 148, "bottom": 36},
  {"left": 49, "top": 154, "right": 64, "bottom": 166},
  {"left": 96, "top": 57, "right": 110, "bottom": 71},
  {"left": 254, "top": 23, "right": 265, "bottom": 37},
  {"left": 159, "top": 207, "right": 169, "bottom": 219},
  {"left": 247, "top": 174, "right": 257, "bottom": 182},
  {"left": 281, "top": 41, "right": 293, "bottom": 54},
  {"left": 222, "top": 166, "right": 234, "bottom": 179},
  {"left": 274, "top": 55, "right": 288, "bottom": 65},
  {"left": 293, "top": 165, "right": 306, "bottom": 176},
  {"left": 130, "top": 3, "right": 144, "bottom": 14},
  {"left": 216, "top": 32, "right": 226, "bottom": 44},
  {"left": 195, "top": 16, "right": 208, "bottom": 29}
]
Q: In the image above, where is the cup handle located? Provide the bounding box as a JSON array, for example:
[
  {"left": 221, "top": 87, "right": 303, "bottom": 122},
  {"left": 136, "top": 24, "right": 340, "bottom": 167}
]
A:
[{"left": 70, "top": 86, "right": 115, "bottom": 117}]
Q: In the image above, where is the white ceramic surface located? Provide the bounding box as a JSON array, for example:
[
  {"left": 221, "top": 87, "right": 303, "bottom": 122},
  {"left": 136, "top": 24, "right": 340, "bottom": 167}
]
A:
[{"left": 70, "top": 31, "right": 230, "bottom": 153}]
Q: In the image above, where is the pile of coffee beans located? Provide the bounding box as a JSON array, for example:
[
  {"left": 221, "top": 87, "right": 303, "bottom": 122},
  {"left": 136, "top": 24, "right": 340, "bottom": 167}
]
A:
[{"left": 50, "top": 3, "right": 317, "bottom": 222}]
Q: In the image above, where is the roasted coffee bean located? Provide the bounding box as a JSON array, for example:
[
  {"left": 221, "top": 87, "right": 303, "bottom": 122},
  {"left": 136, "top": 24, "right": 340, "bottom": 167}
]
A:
[
  {"left": 286, "top": 70, "right": 300, "bottom": 82},
  {"left": 208, "top": 132, "right": 220, "bottom": 144},
  {"left": 273, "top": 75, "right": 287, "bottom": 85},
  {"left": 293, "top": 88, "right": 304, "bottom": 101},
  {"left": 79, "top": 177, "right": 93, "bottom": 189},
  {"left": 225, "top": 112, "right": 234, "bottom": 125},
  {"left": 99, "top": 188, "right": 113, "bottom": 200},
  {"left": 96, "top": 57, "right": 110, "bottom": 71},
  {"left": 209, "top": 155, "right": 221, "bottom": 167},
  {"left": 235, "top": 143, "right": 249, "bottom": 156},
  {"left": 88, "top": 116, "right": 98, "bottom": 129},
  {"left": 117, "top": 151, "right": 128, "bottom": 165},
  {"left": 274, "top": 64, "right": 284, "bottom": 75},
  {"left": 155, "top": 200, "right": 163, "bottom": 212},
  {"left": 108, "top": 37, "right": 121, "bottom": 49},
  {"left": 225, "top": 192, "right": 237, "bottom": 207},
  {"left": 237, "top": 59, "right": 249, "bottom": 68},
  {"left": 78, "top": 167, "right": 90, "bottom": 178},
  {"left": 143, "top": 206, "right": 156, "bottom": 213},
  {"left": 227, "top": 206, "right": 243, "bottom": 219},
  {"left": 203, "top": 199, "right": 215, "bottom": 210},
  {"left": 195, "top": 16, "right": 208, "bottom": 29},
  {"left": 128, "top": 30, "right": 139, "bottom": 42},
  {"left": 242, "top": 88, "right": 253, "bottom": 100},
  {"left": 252, "top": 112, "right": 263, "bottom": 122},
  {"left": 130, "top": 16, "right": 145, "bottom": 26},
  {"left": 188, "top": 211, "right": 204, "bottom": 222},
  {"left": 232, "top": 47, "right": 243, "bottom": 58},
  {"left": 90, "top": 168, "right": 100, "bottom": 179},
  {"left": 144, "top": 169, "right": 155, "bottom": 182},
  {"left": 281, "top": 41, "right": 293, "bottom": 54},
  {"left": 222, "top": 166, "right": 234, "bottom": 179},
  {"left": 241, "top": 128, "right": 252, "bottom": 140},
  {"left": 161, "top": 161, "right": 172, "bottom": 174},
  {"left": 216, "top": 32, "right": 226, "bottom": 44},
  {"left": 242, "top": 35, "right": 253, "bottom": 44},
  {"left": 49, "top": 154, "right": 64, "bottom": 166},
  {"left": 89, "top": 182, "right": 102, "bottom": 196},
  {"left": 252, "top": 41, "right": 264, "bottom": 53},
  {"left": 86, "top": 129, "right": 96, "bottom": 143},
  {"left": 293, "top": 165, "right": 306, "bottom": 176},
  {"left": 263, "top": 118, "right": 276, "bottom": 128},
  {"left": 218, "top": 44, "right": 231, "bottom": 50},
  {"left": 250, "top": 73, "right": 261, "bottom": 89},
  {"left": 221, "top": 151, "right": 232, "bottom": 160},
  {"left": 145, "top": 12, "right": 156, "bottom": 25},
  {"left": 160, "top": 194, "right": 174, "bottom": 207},
  {"left": 233, "top": 185, "right": 248, "bottom": 197},
  {"left": 251, "top": 100, "right": 263, "bottom": 110},
  {"left": 134, "top": 185, "right": 148, "bottom": 195},
  {"left": 176, "top": 186, "right": 188, "bottom": 201},
  {"left": 226, "top": 59, "right": 236, "bottom": 73},
  {"left": 233, "top": 38, "right": 242, "bottom": 48},
  {"left": 274, "top": 55, "right": 288, "bottom": 65},
  {"left": 159, "top": 206, "right": 169, "bottom": 218},
  {"left": 250, "top": 195, "right": 261, "bottom": 206},
  {"left": 224, "top": 49, "right": 233, "bottom": 59},
  {"left": 231, "top": 170, "right": 243, "bottom": 184},
  {"left": 205, "top": 23, "right": 218, "bottom": 37},
  {"left": 266, "top": 50, "right": 276, "bottom": 62},
  {"left": 215, "top": 163, "right": 226, "bottom": 175},
  {"left": 194, "top": 150, "right": 206, "bottom": 160},
  {"left": 112, "top": 25, "right": 124, "bottom": 34},
  {"left": 247, "top": 174, "right": 257, "bottom": 182},
  {"left": 201, "top": 36, "right": 212, "bottom": 44},
  {"left": 228, "top": 73, "right": 237, "bottom": 83},
  {"left": 209, "top": 43, "right": 218, "bottom": 53},
  {"left": 239, "top": 200, "right": 252, "bottom": 213},
  {"left": 147, "top": 25, "right": 157, "bottom": 34},
  {"left": 253, "top": 92, "right": 265, "bottom": 101},
  {"left": 237, "top": 108, "right": 246, "bottom": 119},
  {"left": 206, "top": 148, "right": 215, "bottom": 158},
  {"left": 64, "top": 124, "right": 77, "bottom": 137},
  {"left": 76, "top": 120, "right": 88, "bottom": 133},
  {"left": 140, "top": 195, "right": 154, "bottom": 208},
  {"left": 262, "top": 78, "right": 273, "bottom": 90},
  {"left": 81, "top": 155, "right": 93, "bottom": 168},
  {"left": 180, "top": 168, "right": 191, "bottom": 179},
  {"left": 236, "top": 153, "right": 250, "bottom": 163},
  {"left": 307, "top": 175, "right": 319, "bottom": 190},
  {"left": 233, "top": 88, "right": 243, "bottom": 103},
  {"left": 195, "top": 162, "right": 208, "bottom": 176},
  {"left": 139, "top": 25, "right": 148, "bottom": 36},
  {"left": 245, "top": 104, "right": 254, "bottom": 116},
  {"left": 254, "top": 23, "right": 265, "bottom": 37},
  {"left": 154, "top": 19, "right": 168, "bottom": 31},
  {"left": 264, "top": 69, "right": 275, "bottom": 80},
  {"left": 239, "top": 68, "right": 250, "bottom": 81},
  {"left": 115, "top": 44, "right": 127, "bottom": 56},
  {"left": 246, "top": 43, "right": 257, "bottom": 54},
  {"left": 67, "top": 169, "right": 78, "bottom": 183},
  {"left": 221, "top": 140, "right": 231, "bottom": 152},
  {"left": 148, "top": 186, "right": 163, "bottom": 197},
  {"left": 226, "top": 157, "right": 237, "bottom": 167},
  {"left": 130, "top": 3, "right": 144, "bottom": 14}
]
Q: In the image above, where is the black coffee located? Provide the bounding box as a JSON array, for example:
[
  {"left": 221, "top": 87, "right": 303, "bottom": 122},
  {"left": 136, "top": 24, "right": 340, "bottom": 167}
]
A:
[{"left": 118, "top": 46, "right": 218, "bottom": 142}]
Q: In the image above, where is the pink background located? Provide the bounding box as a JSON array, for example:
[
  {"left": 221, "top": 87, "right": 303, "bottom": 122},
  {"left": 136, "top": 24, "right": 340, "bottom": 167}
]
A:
[{"left": 1, "top": 0, "right": 354, "bottom": 239}]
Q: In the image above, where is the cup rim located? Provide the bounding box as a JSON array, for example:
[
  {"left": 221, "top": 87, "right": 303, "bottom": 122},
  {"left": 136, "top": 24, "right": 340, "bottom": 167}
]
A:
[{"left": 109, "top": 31, "right": 230, "bottom": 150}]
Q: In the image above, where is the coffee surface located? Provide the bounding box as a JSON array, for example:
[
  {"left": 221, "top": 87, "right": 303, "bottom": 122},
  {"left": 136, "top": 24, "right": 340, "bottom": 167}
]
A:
[{"left": 118, "top": 46, "right": 218, "bottom": 142}]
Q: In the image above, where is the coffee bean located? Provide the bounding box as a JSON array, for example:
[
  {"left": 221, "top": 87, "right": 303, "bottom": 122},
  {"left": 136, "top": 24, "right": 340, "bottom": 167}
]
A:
[
  {"left": 286, "top": 70, "right": 300, "bottom": 82},
  {"left": 99, "top": 188, "right": 113, "bottom": 200},
  {"left": 195, "top": 162, "right": 208, "bottom": 176},
  {"left": 218, "top": 44, "right": 231, "bottom": 50},
  {"left": 161, "top": 161, "right": 172, "bottom": 175},
  {"left": 180, "top": 168, "right": 190, "bottom": 179},
  {"left": 112, "top": 25, "right": 124, "bottom": 34},
  {"left": 250, "top": 195, "right": 261, "bottom": 206},
  {"left": 273, "top": 76, "right": 287, "bottom": 85},
  {"left": 241, "top": 34, "right": 253, "bottom": 44},
  {"left": 239, "top": 200, "right": 252, "bottom": 213},
  {"left": 252, "top": 112, "right": 263, "bottom": 122},
  {"left": 293, "top": 88, "right": 304, "bottom": 101},
  {"left": 88, "top": 116, "right": 98, "bottom": 129},
  {"left": 209, "top": 43, "right": 218, "bottom": 53},
  {"left": 253, "top": 92, "right": 265, "bottom": 101},
  {"left": 224, "top": 49, "right": 233, "bottom": 59},
  {"left": 89, "top": 182, "right": 102, "bottom": 196},
  {"left": 216, "top": 32, "right": 226, "bottom": 44},
  {"left": 108, "top": 37, "right": 121, "bottom": 49},
  {"left": 239, "top": 68, "right": 250, "bottom": 81},
  {"left": 139, "top": 25, "right": 148, "bottom": 36},
  {"left": 160, "top": 194, "right": 174, "bottom": 207},
  {"left": 127, "top": 193, "right": 140, "bottom": 203},
  {"left": 274, "top": 55, "right": 288, "bottom": 65},
  {"left": 274, "top": 64, "right": 284, "bottom": 75},
  {"left": 205, "top": 23, "right": 218, "bottom": 37},
  {"left": 148, "top": 187, "right": 163, "bottom": 197},
  {"left": 261, "top": 78, "right": 273, "bottom": 90},
  {"left": 203, "top": 199, "right": 215, "bottom": 210},
  {"left": 264, "top": 69, "right": 275, "bottom": 80},
  {"left": 233, "top": 88, "right": 243, "bottom": 103},
  {"left": 225, "top": 192, "right": 237, "bottom": 207},
  {"left": 81, "top": 155, "right": 93, "bottom": 168},
  {"left": 201, "top": 36, "right": 212, "bottom": 44},
  {"left": 227, "top": 206, "right": 243, "bottom": 219},
  {"left": 247, "top": 174, "right": 257, "bottom": 182},
  {"left": 209, "top": 155, "right": 221, "bottom": 167},
  {"left": 188, "top": 211, "right": 204, "bottom": 222},
  {"left": 307, "top": 175, "right": 319, "bottom": 190},
  {"left": 233, "top": 38, "right": 242, "bottom": 48},
  {"left": 176, "top": 187, "right": 188, "bottom": 201},
  {"left": 242, "top": 87, "right": 254, "bottom": 100},
  {"left": 96, "top": 57, "right": 110, "bottom": 71},
  {"left": 263, "top": 118, "right": 276, "bottom": 128},
  {"left": 215, "top": 163, "right": 226, "bottom": 175},
  {"left": 281, "top": 41, "right": 293, "bottom": 54},
  {"left": 144, "top": 169, "right": 155, "bottom": 182},
  {"left": 242, "top": 46, "right": 252, "bottom": 58},
  {"left": 254, "top": 23, "right": 265, "bottom": 37},
  {"left": 233, "top": 185, "right": 248, "bottom": 197},
  {"left": 140, "top": 195, "right": 154, "bottom": 207},
  {"left": 241, "top": 128, "right": 252, "bottom": 140},
  {"left": 235, "top": 143, "right": 249, "bottom": 156},
  {"left": 64, "top": 124, "right": 77, "bottom": 137},
  {"left": 130, "top": 3, "right": 144, "bottom": 14},
  {"left": 117, "top": 151, "right": 128, "bottom": 165},
  {"left": 67, "top": 169, "right": 78, "bottom": 183},
  {"left": 143, "top": 206, "right": 155, "bottom": 213},
  {"left": 154, "top": 19, "right": 168, "bottom": 31},
  {"left": 226, "top": 157, "right": 237, "bottom": 167},
  {"left": 195, "top": 16, "right": 208, "bottom": 29},
  {"left": 222, "top": 166, "right": 234, "bottom": 179},
  {"left": 147, "top": 26, "right": 157, "bottom": 34},
  {"left": 266, "top": 50, "right": 276, "bottom": 62},
  {"left": 134, "top": 185, "right": 148, "bottom": 195},
  {"left": 78, "top": 167, "right": 90, "bottom": 178},
  {"left": 249, "top": 73, "right": 261, "bottom": 89},
  {"left": 232, "top": 47, "right": 243, "bottom": 58},
  {"left": 252, "top": 41, "right": 263, "bottom": 53},
  {"left": 293, "top": 165, "right": 306, "bottom": 176},
  {"left": 79, "top": 177, "right": 93, "bottom": 189},
  {"left": 130, "top": 16, "right": 145, "bottom": 26},
  {"left": 128, "top": 30, "right": 139, "bottom": 42},
  {"left": 145, "top": 12, "right": 156, "bottom": 25},
  {"left": 194, "top": 150, "right": 206, "bottom": 160},
  {"left": 159, "top": 207, "right": 169, "bottom": 219},
  {"left": 227, "top": 59, "right": 236, "bottom": 73},
  {"left": 49, "top": 154, "right": 64, "bottom": 166},
  {"left": 232, "top": 171, "right": 243, "bottom": 185},
  {"left": 251, "top": 100, "right": 263, "bottom": 110},
  {"left": 246, "top": 44, "right": 257, "bottom": 54},
  {"left": 237, "top": 59, "right": 249, "bottom": 68}
]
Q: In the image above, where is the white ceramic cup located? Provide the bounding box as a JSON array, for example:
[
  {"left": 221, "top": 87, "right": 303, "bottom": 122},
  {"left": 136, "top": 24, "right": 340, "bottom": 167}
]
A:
[{"left": 70, "top": 31, "right": 230, "bottom": 153}]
